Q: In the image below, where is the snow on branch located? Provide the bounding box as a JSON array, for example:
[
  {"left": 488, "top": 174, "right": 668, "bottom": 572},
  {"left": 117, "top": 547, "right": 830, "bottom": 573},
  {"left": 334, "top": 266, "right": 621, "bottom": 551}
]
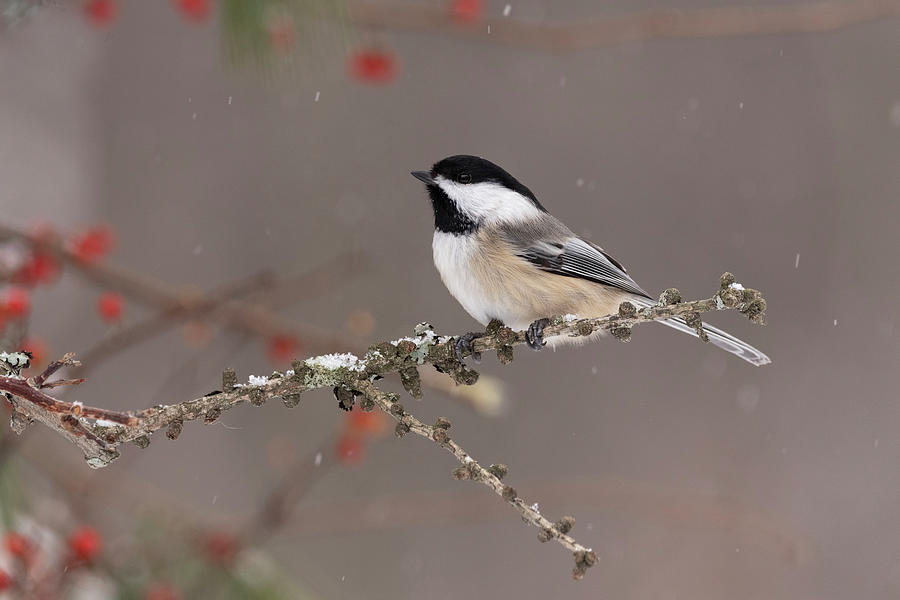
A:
[{"left": 0, "top": 273, "right": 767, "bottom": 579}]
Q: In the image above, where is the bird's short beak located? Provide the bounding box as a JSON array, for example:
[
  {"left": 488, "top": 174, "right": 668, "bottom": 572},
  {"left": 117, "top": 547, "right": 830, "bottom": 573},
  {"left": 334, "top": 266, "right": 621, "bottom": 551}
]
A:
[{"left": 411, "top": 171, "right": 435, "bottom": 185}]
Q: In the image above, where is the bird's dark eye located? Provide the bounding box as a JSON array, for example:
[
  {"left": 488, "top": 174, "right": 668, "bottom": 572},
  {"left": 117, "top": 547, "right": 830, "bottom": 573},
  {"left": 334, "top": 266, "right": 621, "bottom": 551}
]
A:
[{"left": 458, "top": 173, "right": 472, "bottom": 183}]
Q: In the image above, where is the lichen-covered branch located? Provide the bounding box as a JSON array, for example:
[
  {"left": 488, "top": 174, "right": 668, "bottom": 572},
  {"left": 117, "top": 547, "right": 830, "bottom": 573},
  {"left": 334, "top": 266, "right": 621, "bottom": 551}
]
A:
[
  {"left": 0, "top": 222, "right": 499, "bottom": 415},
  {"left": 0, "top": 273, "right": 767, "bottom": 578},
  {"left": 350, "top": 378, "right": 599, "bottom": 578}
]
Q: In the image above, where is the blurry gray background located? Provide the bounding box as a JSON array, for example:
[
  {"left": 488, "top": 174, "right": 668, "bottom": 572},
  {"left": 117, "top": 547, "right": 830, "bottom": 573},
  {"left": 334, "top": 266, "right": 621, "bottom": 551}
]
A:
[{"left": 2, "top": 1, "right": 899, "bottom": 598}]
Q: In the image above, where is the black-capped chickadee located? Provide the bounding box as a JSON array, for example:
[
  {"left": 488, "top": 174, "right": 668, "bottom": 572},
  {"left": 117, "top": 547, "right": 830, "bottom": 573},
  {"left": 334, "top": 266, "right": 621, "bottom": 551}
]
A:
[{"left": 411, "top": 155, "right": 771, "bottom": 366}]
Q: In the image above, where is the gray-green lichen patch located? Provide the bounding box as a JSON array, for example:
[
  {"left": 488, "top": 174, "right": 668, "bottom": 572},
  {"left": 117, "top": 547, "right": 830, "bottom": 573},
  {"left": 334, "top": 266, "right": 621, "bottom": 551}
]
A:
[
  {"left": 391, "top": 322, "right": 447, "bottom": 365},
  {"left": 85, "top": 448, "right": 120, "bottom": 469},
  {"left": 302, "top": 353, "right": 366, "bottom": 387},
  {"left": 0, "top": 351, "right": 31, "bottom": 374}
]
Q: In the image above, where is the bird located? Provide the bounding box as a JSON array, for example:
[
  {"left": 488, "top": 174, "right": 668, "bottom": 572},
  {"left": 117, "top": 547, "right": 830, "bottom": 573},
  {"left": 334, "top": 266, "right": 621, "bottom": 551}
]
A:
[{"left": 410, "top": 155, "right": 771, "bottom": 366}]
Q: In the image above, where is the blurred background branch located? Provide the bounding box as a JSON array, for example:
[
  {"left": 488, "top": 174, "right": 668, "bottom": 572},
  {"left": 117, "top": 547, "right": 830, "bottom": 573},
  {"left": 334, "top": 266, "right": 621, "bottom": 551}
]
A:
[{"left": 348, "top": 0, "right": 900, "bottom": 49}]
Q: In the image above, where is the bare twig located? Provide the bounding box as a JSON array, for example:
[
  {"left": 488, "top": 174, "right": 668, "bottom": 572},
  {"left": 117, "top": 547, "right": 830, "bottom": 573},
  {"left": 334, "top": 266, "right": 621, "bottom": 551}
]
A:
[
  {"left": 31, "top": 352, "right": 80, "bottom": 388},
  {"left": 0, "top": 377, "right": 136, "bottom": 426},
  {"left": 347, "top": 0, "right": 900, "bottom": 50},
  {"left": 37, "top": 378, "right": 85, "bottom": 389}
]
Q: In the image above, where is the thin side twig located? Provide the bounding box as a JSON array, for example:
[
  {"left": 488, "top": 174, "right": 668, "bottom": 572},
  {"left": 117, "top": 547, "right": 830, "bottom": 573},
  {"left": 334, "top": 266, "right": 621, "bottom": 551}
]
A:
[
  {"left": 31, "top": 352, "right": 80, "bottom": 388},
  {"left": 351, "top": 379, "right": 599, "bottom": 578}
]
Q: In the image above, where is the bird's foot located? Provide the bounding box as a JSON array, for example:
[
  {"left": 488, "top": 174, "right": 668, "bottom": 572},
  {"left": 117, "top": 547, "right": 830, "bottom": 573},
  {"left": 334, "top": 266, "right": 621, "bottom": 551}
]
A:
[
  {"left": 525, "top": 318, "right": 551, "bottom": 351},
  {"left": 454, "top": 332, "right": 483, "bottom": 364}
]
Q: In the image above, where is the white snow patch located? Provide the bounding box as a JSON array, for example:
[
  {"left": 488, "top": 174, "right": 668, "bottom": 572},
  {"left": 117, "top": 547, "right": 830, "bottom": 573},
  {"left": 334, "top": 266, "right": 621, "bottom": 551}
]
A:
[
  {"left": 305, "top": 353, "right": 365, "bottom": 371},
  {"left": 503, "top": 4, "right": 511, "bottom": 16},
  {"left": 392, "top": 329, "right": 438, "bottom": 348},
  {"left": 563, "top": 314, "right": 579, "bottom": 323},
  {"left": 315, "top": 452, "right": 323, "bottom": 466},
  {"left": 247, "top": 375, "right": 269, "bottom": 386}
]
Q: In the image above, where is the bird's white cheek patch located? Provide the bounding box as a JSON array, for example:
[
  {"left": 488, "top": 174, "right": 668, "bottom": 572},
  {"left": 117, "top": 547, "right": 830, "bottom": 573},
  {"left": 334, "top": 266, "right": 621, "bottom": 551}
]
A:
[{"left": 436, "top": 179, "right": 542, "bottom": 225}]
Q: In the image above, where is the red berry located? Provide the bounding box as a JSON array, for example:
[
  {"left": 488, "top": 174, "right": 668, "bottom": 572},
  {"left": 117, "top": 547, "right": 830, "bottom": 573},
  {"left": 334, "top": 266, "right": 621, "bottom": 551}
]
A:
[
  {"left": 4, "top": 532, "right": 31, "bottom": 561},
  {"left": 203, "top": 531, "right": 240, "bottom": 565},
  {"left": 15, "top": 252, "right": 60, "bottom": 286},
  {"left": 0, "top": 568, "right": 10, "bottom": 591},
  {"left": 175, "top": 0, "right": 210, "bottom": 22},
  {"left": 266, "top": 335, "right": 299, "bottom": 364},
  {"left": 2, "top": 288, "right": 30, "bottom": 318},
  {"left": 335, "top": 435, "right": 365, "bottom": 465},
  {"left": 347, "top": 410, "right": 386, "bottom": 436},
  {"left": 84, "top": 0, "right": 116, "bottom": 26},
  {"left": 97, "top": 292, "right": 123, "bottom": 322},
  {"left": 21, "top": 338, "right": 47, "bottom": 368},
  {"left": 68, "top": 526, "right": 102, "bottom": 562},
  {"left": 69, "top": 226, "right": 114, "bottom": 264},
  {"left": 144, "top": 583, "right": 181, "bottom": 600},
  {"left": 349, "top": 48, "right": 397, "bottom": 84},
  {"left": 450, "top": 0, "right": 482, "bottom": 23}
]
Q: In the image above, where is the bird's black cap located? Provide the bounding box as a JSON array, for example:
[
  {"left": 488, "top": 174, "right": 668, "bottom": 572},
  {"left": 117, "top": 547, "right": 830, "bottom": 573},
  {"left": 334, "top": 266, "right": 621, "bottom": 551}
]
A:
[{"left": 411, "top": 155, "right": 546, "bottom": 211}]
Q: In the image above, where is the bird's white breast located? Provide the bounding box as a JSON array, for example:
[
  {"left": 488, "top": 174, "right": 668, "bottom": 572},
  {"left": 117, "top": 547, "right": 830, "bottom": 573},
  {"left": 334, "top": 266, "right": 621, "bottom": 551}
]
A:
[{"left": 432, "top": 232, "right": 493, "bottom": 325}]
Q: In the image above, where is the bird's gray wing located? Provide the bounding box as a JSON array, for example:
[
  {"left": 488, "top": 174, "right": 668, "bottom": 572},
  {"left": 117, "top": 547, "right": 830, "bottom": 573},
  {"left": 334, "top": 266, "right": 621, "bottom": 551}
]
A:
[
  {"left": 500, "top": 221, "right": 771, "bottom": 366},
  {"left": 515, "top": 234, "right": 651, "bottom": 299}
]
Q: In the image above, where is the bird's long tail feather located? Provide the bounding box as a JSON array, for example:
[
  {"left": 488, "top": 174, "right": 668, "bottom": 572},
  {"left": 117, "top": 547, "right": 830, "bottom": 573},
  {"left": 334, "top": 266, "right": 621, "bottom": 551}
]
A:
[{"left": 632, "top": 298, "right": 771, "bottom": 366}]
